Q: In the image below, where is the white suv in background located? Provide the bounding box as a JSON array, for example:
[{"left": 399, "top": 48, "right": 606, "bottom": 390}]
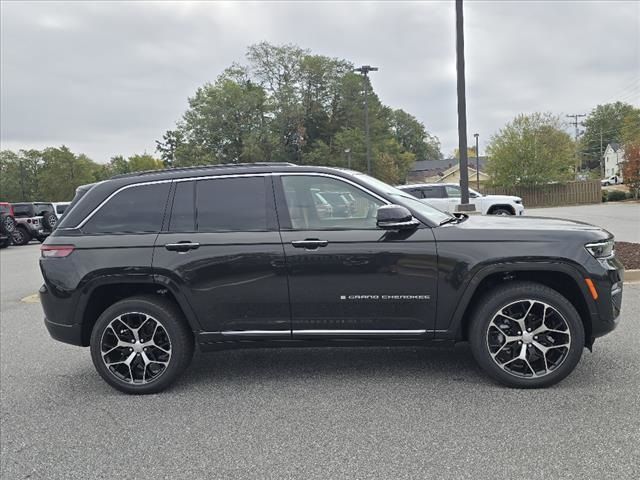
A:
[{"left": 397, "top": 183, "right": 525, "bottom": 216}]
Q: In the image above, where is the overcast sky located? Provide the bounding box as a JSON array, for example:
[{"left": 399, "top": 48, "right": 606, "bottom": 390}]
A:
[{"left": 1, "top": 0, "right": 638, "bottom": 163}]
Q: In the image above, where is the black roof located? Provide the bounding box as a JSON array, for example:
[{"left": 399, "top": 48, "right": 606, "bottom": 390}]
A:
[{"left": 110, "top": 162, "right": 296, "bottom": 180}]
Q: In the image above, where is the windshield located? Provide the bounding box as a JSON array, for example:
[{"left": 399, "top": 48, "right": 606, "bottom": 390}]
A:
[{"left": 352, "top": 173, "right": 452, "bottom": 225}]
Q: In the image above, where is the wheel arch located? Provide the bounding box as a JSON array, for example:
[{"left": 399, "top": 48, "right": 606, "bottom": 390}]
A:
[
  {"left": 78, "top": 276, "right": 201, "bottom": 346},
  {"left": 487, "top": 204, "right": 515, "bottom": 215},
  {"left": 450, "top": 262, "right": 597, "bottom": 347}
]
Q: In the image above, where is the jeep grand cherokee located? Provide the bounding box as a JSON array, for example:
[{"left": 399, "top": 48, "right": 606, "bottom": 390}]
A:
[{"left": 39, "top": 163, "right": 624, "bottom": 394}]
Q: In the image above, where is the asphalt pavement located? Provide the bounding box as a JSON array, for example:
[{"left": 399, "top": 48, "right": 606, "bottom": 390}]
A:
[
  {"left": 1, "top": 244, "right": 639, "bottom": 480},
  {"left": 527, "top": 202, "right": 640, "bottom": 243}
]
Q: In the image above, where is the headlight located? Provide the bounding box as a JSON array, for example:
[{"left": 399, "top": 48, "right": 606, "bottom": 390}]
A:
[
  {"left": 514, "top": 199, "right": 522, "bottom": 204},
  {"left": 585, "top": 240, "right": 615, "bottom": 258}
]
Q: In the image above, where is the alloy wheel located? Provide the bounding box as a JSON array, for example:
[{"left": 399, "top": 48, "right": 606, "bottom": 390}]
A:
[
  {"left": 100, "top": 312, "right": 172, "bottom": 384},
  {"left": 486, "top": 299, "right": 571, "bottom": 378}
]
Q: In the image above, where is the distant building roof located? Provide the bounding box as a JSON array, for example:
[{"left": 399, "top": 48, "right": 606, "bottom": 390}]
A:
[
  {"left": 410, "top": 159, "right": 455, "bottom": 173},
  {"left": 609, "top": 143, "right": 621, "bottom": 152},
  {"left": 409, "top": 157, "right": 488, "bottom": 173}
]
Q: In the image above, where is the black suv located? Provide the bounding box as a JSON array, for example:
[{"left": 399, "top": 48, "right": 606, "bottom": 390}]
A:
[{"left": 40, "top": 164, "right": 624, "bottom": 394}]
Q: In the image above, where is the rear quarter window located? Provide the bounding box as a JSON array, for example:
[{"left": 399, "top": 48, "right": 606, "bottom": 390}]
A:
[
  {"left": 13, "top": 204, "right": 34, "bottom": 217},
  {"left": 82, "top": 183, "right": 171, "bottom": 234}
]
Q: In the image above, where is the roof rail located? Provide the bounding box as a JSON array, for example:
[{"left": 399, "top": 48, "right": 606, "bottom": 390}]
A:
[{"left": 110, "top": 162, "right": 297, "bottom": 179}]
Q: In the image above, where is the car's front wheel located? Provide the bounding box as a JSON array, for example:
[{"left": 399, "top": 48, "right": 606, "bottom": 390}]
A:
[
  {"left": 491, "top": 208, "right": 513, "bottom": 216},
  {"left": 469, "top": 281, "right": 584, "bottom": 388},
  {"left": 90, "top": 296, "right": 194, "bottom": 394}
]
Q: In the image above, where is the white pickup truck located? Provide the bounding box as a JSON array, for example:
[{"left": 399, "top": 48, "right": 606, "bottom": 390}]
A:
[{"left": 397, "top": 183, "right": 525, "bottom": 216}]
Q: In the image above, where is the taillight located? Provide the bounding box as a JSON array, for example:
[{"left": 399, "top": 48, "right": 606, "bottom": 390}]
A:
[{"left": 41, "top": 245, "right": 75, "bottom": 258}]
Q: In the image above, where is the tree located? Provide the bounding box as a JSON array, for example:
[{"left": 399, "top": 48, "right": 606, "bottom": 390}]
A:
[
  {"left": 391, "top": 109, "right": 442, "bottom": 161},
  {"left": 581, "top": 102, "right": 639, "bottom": 167},
  {"left": 156, "top": 42, "right": 440, "bottom": 181},
  {"left": 622, "top": 143, "right": 640, "bottom": 199},
  {"left": 486, "top": 113, "right": 575, "bottom": 186},
  {"left": 0, "top": 146, "right": 102, "bottom": 202},
  {"left": 108, "top": 153, "right": 164, "bottom": 176},
  {"left": 620, "top": 109, "right": 640, "bottom": 147}
]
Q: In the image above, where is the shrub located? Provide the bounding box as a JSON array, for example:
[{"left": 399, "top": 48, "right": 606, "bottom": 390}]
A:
[{"left": 606, "top": 190, "right": 627, "bottom": 202}]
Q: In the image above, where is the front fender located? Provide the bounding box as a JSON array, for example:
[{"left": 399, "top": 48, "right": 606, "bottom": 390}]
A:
[{"left": 437, "top": 260, "right": 598, "bottom": 339}]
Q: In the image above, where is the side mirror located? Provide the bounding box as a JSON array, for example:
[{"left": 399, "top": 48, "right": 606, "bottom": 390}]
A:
[{"left": 376, "top": 205, "right": 420, "bottom": 230}]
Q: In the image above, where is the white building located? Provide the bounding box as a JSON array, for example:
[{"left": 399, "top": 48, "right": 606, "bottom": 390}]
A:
[{"left": 603, "top": 143, "right": 625, "bottom": 179}]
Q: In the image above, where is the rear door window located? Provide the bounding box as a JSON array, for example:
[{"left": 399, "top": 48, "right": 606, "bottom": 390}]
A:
[
  {"left": 169, "top": 181, "right": 195, "bottom": 232},
  {"left": 195, "top": 176, "right": 268, "bottom": 232},
  {"left": 422, "top": 186, "right": 446, "bottom": 198},
  {"left": 445, "top": 185, "right": 461, "bottom": 198},
  {"left": 83, "top": 183, "right": 170, "bottom": 234}
]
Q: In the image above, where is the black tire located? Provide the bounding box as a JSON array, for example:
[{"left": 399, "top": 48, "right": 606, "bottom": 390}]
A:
[
  {"left": 0, "top": 238, "right": 10, "bottom": 248},
  {"left": 1, "top": 215, "right": 16, "bottom": 234},
  {"left": 469, "top": 281, "right": 585, "bottom": 388},
  {"left": 90, "top": 295, "right": 194, "bottom": 394},
  {"left": 42, "top": 212, "right": 57, "bottom": 230},
  {"left": 11, "top": 226, "right": 31, "bottom": 246},
  {"left": 490, "top": 208, "right": 513, "bottom": 216}
]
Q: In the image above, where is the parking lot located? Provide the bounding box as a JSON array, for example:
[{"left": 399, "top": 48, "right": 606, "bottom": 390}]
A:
[
  {"left": 1, "top": 240, "right": 639, "bottom": 479},
  {"left": 528, "top": 202, "right": 640, "bottom": 243}
]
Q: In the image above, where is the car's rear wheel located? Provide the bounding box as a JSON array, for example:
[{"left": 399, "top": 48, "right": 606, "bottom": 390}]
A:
[
  {"left": 90, "top": 296, "right": 194, "bottom": 394},
  {"left": 469, "top": 281, "right": 584, "bottom": 388},
  {"left": 11, "top": 226, "right": 31, "bottom": 246}
]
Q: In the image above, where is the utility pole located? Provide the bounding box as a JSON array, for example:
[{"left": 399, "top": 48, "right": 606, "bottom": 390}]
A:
[
  {"left": 19, "top": 159, "right": 26, "bottom": 201},
  {"left": 566, "top": 113, "right": 586, "bottom": 175},
  {"left": 600, "top": 125, "right": 604, "bottom": 177},
  {"left": 355, "top": 65, "right": 378, "bottom": 176},
  {"left": 474, "top": 133, "right": 480, "bottom": 190},
  {"left": 455, "top": 0, "right": 472, "bottom": 210}
]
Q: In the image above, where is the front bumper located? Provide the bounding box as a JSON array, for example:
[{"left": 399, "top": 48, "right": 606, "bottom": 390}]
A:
[{"left": 590, "top": 257, "right": 624, "bottom": 339}]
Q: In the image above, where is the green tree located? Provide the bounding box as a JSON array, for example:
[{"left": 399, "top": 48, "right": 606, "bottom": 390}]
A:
[
  {"left": 391, "top": 109, "right": 442, "bottom": 161},
  {"left": 1, "top": 146, "right": 104, "bottom": 202},
  {"left": 486, "top": 113, "right": 575, "bottom": 186},
  {"left": 38, "top": 146, "right": 97, "bottom": 201},
  {"left": 581, "top": 102, "right": 639, "bottom": 166},
  {"left": 157, "top": 42, "right": 440, "bottom": 181},
  {"left": 620, "top": 108, "right": 640, "bottom": 146}
]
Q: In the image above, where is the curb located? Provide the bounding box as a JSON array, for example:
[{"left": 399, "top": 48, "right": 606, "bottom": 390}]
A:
[{"left": 624, "top": 269, "right": 640, "bottom": 284}]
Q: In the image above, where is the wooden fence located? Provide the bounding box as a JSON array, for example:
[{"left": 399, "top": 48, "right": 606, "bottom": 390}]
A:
[{"left": 480, "top": 181, "right": 601, "bottom": 208}]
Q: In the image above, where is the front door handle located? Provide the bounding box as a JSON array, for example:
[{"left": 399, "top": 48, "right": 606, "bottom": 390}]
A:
[
  {"left": 291, "top": 239, "right": 329, "bottom": 250},
  {"left": 165, "top": 242, "right": 200, "bottom": 252}
]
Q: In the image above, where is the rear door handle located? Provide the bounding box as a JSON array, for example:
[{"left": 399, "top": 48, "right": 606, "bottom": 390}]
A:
[
  {"left": 165, "top": 242, "right": 200, "bottom": 252},
  {"left": 291, "top": 239, "right": 329, "bottom": 250}
]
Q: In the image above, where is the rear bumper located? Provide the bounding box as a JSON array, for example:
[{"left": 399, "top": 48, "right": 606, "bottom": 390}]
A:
[
  {"left": 40, "top": 284, "right": 85, "bottom": 346},
  {"left": 44, "top": 317, "right": 84, "bottom": 346}
]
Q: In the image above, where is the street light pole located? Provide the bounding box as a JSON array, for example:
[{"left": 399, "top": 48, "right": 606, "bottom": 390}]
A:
[
  {"left": 474, "top": 133, "right": 480, "bottom": 190},
  {"left": 355, "top": 65, "right": 378, "bottom": 176},
  {"left": 344, "top": 148, "right": 352, "bottom": 169},
  {"left": 455, "top": 0, "right": 472, "bottom": 210}
]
